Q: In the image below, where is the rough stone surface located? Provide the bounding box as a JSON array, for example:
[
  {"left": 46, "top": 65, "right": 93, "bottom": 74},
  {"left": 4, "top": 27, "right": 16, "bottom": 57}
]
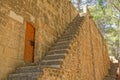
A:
[
  {"left": 8, "top": 14, "right": 84, "bottom": 80},
  {"left": 0, "top": 0, "right": 110, "bottom": 80},
  {"left": 7, "top": 13, "right": 110, "bottom": 80},
  {"left": 0, "top": 0, "right": 77, "bottom": 80},
  {"left": 38, "top": 12, "right": 110, "bottom": 80}
]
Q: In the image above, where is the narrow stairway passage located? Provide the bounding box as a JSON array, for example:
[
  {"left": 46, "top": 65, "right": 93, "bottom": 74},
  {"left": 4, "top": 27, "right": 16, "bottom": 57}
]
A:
[{"left": 8, "top": 15, "right": 85, "bottom": 80}]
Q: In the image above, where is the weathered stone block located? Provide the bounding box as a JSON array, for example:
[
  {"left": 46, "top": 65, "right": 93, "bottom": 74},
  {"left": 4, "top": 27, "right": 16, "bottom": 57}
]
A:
[{"left": 8, "top": 10, "right": 24, "bottom": 24}]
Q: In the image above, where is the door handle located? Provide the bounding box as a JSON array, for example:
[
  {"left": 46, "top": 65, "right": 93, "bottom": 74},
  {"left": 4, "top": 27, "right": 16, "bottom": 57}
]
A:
[{"left": 29, "top": 40, "right": 34, "bottom": 46}]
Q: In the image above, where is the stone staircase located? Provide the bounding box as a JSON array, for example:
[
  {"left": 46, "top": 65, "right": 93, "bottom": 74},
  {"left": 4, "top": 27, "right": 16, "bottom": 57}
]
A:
[
  {"left": 8, "top": 15, "right": 84, "bottom": 80},
  {"left": 103, "top": 62, "right": 118, "bottom": 80}
]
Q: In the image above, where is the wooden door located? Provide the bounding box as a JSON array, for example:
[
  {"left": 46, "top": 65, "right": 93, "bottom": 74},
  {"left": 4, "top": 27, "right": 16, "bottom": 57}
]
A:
[{"left": 24, "top": 22, "right": 35, "bottom": 63}]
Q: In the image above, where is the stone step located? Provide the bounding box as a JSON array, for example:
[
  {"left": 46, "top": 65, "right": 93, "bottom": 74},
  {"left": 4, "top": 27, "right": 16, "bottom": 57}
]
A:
[
  {"left": 57, "top": 38, "right": 72, "bottom": 43},
  {"left": 70, "top": 21, "right": 82, "bottom": 27},
  {"left": 58, "top": 36, "right": 73, "bottom": 41},
  {"left": 57, "top": 40, "right": 72, "bottom": 44},
  {"left": 64, "top": 29, "right": 79, "bottom": 34},
  {"left": 40, "top": 59, "right": 63, "bottom": 66},
  {"left": 42, "top": 59, "right": 63, "bottom": 62},
  {"left": 16, "top": 66, "right": 43, "bottom": 73},
  {"left": 64, "top": 27, "right": 80, "bottom": 33},
  {"left": 62, "top": 32, "right": 77, "bottom": 38},
  {"left": 66, "top": 25, "right": 79, "bottom": 29},
  {"left": 53, "top": 40, "right": 71, "bottom": 47},
  {"left": 44, "top": 54, "right": 66, "bottom": 60},
  {"left": 71, "top": 22, "right": 81, "bottom": 26},
  {"left": 61, "top": 34, "right": 74, "bottom": 39},
  {"left": 51, "top": 45, "right": 69, "bottom": 50},
  {"left": 17, "top": 66, "right": 40, "bottom": 70},
  {"left": 22, "top": 62, "right": 38, "bottom": 66},
  {"left": 47, "top": 50, "right": 68, "bottom": 56},
  {"left": 70, "top": 20, "right": 83, "bottom": 25},
  {"left": 8, "top": 72, "right": 42, "bottom": 80},
  {"left": 47, "top": 53, "right": 67, "bottom": 56},
  {"left": 48, "top": 49, "right": 68, "bottom": 54},
  {"left": 64, "top": 28, "right": 78, "bottom": 35},
  {"left": 41, "top": 64, "right": 61, "bottom": 68},
  {"left": 63, "top": 31, "right": 77, "bottom": 36}
]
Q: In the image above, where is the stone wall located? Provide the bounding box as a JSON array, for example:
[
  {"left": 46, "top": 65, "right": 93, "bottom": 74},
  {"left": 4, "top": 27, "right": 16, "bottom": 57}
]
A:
[
  {"left": 38, "top": 11, "right": 110, "bottom": 80},
  {"left": 0, "top": 0, "right": 78, "bottom": 79}
]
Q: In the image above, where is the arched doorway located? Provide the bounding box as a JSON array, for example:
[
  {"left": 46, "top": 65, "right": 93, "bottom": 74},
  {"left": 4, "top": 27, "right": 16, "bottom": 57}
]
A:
[{"left": 24, "top": 22, "right": 35, "bottom": 63}]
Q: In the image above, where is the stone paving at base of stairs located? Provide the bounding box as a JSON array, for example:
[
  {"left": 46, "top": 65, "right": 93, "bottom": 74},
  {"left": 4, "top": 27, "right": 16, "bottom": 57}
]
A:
[{"left": 103, "top": 62, "right": 118, "bottom": 80}]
